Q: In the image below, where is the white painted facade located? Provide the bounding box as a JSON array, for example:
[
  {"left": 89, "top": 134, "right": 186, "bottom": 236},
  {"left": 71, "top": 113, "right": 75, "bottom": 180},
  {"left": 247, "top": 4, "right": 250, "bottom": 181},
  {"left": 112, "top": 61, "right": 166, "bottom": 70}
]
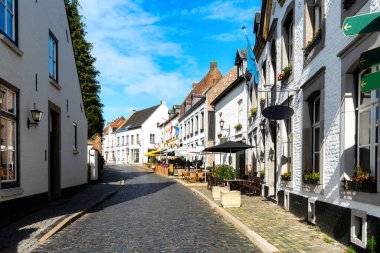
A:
[
  {"left": 0, "top": 1, "right": 87, "bottom": 201},
  {"left": 253, "top": 0, "right": 380, "bottom": 247},
  {"left": 213, "top": 76, "right": 249, "bottom": 168},
  {"left": 179, "top": 99, "right": 206, "bottom": 150},
  {"left": 103, "top": 102, "right": 169, "bottom": 165}
]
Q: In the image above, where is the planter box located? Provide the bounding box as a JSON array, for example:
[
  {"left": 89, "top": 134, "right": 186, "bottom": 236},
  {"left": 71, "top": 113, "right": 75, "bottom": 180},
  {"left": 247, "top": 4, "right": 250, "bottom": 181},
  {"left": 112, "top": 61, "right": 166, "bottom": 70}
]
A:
[
  {"left": 345, "top": 181, "right": 377, "bottom": 193},
  {"left": 303, "top": 179, "right": 319, "bottom": 185},
  {"left": 212, "top": 186, "right": 229, "bottom": 200},
  {"left": 303, "top": 33, "right": 322, "bottom": 57},
  {"left": 220, "top": 190, "right": 241, "bottom": 208}
]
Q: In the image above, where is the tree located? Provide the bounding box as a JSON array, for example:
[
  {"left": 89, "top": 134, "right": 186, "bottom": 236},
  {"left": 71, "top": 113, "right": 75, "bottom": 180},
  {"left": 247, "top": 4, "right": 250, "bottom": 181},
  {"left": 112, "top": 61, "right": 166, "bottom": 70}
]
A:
[{"left": 65, "top": 0, "right": 104, "bottom": 138}]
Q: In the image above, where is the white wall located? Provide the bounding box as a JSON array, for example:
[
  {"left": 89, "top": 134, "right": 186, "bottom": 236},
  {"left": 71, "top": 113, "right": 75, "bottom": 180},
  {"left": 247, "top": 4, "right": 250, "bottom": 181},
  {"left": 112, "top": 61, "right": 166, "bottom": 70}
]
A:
[
  {"left": 0, "top": 0, "right": 87, "bottom": 201},
  {"left": 214, "top": 80, "right": 248, "bottom": 166}
]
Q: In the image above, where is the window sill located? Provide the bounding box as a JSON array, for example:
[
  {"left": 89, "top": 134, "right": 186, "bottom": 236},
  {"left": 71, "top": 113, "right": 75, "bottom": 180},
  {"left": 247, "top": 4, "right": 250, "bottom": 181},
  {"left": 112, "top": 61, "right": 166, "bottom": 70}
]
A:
[
  {"left": 0, "top": 34, "right": 23, "bottom": 56},
  {"left": 1, "top": 187, "right": 24, "bottom": 198},
  {"left": 49, "top": 77, "right": 61, "bottom": 90}
]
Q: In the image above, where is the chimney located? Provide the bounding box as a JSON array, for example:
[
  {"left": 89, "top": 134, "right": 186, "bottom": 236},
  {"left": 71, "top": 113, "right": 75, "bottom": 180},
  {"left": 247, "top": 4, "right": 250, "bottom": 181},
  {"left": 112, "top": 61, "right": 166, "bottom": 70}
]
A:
[
  {"left": 132, "top": 109, "right": 137, "bottom": 114},
  {"left": 210, "top": 62, "right": 217, "bottom": 69},
  {"left": 192, "top": 82, "right": 197, "bottom": 88},
  {"left": 160, "top": 100, "right": 166, "bottom": 105}
]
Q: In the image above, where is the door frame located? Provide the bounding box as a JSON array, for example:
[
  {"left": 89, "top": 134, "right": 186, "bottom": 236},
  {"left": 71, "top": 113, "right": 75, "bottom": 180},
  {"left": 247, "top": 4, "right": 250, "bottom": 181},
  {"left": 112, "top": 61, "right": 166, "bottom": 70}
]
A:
[{"left": 48, "top": 101, "right": 61, "bottom": 200}]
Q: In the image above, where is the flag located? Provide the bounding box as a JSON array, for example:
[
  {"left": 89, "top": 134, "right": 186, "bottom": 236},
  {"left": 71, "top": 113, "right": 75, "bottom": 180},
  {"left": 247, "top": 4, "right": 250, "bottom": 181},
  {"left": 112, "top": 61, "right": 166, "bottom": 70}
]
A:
[
  {"left": 243, "top": 27, "right": 259, "bottom": 85},
  {"left": 173, "top": 125, "right": 180, "bottom": 136}
]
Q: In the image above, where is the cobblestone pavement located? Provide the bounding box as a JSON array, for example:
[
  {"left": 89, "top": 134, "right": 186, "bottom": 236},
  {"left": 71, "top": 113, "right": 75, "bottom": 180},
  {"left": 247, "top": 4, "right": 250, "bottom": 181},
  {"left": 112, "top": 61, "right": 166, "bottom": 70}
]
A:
[
  {"left": 0, "top": 168, "right": 124, "bottom": 253},
  {"left": 34, "top": 165, "right": 260, "bottom": 253},
  {"left": 195, "top": 187, "right": 347, "bottom": 253}
]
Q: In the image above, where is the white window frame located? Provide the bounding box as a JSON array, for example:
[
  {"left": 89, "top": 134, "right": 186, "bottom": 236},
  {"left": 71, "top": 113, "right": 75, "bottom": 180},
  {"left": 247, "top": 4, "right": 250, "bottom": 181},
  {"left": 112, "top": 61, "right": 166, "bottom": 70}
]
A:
[
  {"left": 48, "top": 32, "right": 58, "bottom": 80},
  {"left": 351, "top": 209, "right": 367, "bottom": 248},
  {"left": 150, "top": 134, "right": 155, "bottom": 144},
  {"left": 357, "top": 68, "right": 378, "bottom": 178},
  {"left": 0, "top": 0, "right": 15, "bottom": 40},
  {"left": 0, "top": 85, "right": 17, "bottom": 186}
]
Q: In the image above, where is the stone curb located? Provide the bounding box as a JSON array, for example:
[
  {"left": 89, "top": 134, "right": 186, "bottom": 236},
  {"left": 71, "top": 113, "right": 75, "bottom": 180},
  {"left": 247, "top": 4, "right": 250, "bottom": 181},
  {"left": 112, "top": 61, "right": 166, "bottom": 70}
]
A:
[
  {"left": 38, "top": 180, "right": 125, "bottom": 243},
  {"left": 191, "top": 188, "right": 280, "bottom": 253}
]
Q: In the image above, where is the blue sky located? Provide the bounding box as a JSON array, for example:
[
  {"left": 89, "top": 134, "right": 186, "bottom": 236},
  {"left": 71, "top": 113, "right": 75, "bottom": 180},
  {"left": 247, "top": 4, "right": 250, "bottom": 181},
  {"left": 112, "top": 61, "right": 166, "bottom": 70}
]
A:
[{"left": 78, "top": 0, "right": 261, "bottom": 122}]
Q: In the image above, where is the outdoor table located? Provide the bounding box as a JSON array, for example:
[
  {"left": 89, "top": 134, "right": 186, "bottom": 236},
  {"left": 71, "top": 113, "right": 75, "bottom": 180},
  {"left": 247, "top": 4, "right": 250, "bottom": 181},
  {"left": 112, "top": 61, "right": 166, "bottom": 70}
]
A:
[{"left": 225, "top": 179, "right": 245, "bottom": 191}]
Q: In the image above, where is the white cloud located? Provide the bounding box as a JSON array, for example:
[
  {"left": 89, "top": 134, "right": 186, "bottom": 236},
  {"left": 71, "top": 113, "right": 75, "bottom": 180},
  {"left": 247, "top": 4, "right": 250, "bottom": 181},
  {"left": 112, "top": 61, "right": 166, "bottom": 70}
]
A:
[
  {"left": 78, "top": 0, "right": 194, "bottom": 105},
  {"left": 186, "top": 0, "right": 258, "bottom": 22},
  {"left": 211, "top": 32, "right": 242, "bottom": 42}
]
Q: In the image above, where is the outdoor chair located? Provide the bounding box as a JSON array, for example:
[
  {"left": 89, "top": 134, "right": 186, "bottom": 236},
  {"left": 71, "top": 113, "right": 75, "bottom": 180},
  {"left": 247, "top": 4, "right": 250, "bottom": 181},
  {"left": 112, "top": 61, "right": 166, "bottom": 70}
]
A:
[
  {"left": 188, "top": 171, "right": 197, "bottom": 182},
  {"left": 197, "top": 172, "right": 205, "bottom": 182}
]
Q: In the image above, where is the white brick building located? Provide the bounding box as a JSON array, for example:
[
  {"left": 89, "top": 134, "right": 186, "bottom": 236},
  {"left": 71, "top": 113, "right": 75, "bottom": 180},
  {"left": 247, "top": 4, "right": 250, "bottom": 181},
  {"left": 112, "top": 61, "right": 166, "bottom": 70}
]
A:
[
  {"left": 0, "top": 0, "right": 88, "bottom": 226},
  {"left": 252, "top": 0, "right": 380, "bottom": 250}
]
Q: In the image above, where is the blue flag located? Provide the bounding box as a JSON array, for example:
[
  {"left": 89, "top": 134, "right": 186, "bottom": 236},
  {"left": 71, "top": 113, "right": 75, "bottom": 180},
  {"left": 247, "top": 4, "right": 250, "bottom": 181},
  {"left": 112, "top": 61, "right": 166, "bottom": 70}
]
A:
[{"left": 244, "top": 31, "right": 259, "bottom": 85}]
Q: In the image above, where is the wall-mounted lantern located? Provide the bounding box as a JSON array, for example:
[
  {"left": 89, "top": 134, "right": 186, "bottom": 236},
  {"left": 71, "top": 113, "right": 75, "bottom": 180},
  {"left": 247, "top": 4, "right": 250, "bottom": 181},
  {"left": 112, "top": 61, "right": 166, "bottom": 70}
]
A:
[{"left": 27, "top": 108, "right": 43, "bottom": 128}]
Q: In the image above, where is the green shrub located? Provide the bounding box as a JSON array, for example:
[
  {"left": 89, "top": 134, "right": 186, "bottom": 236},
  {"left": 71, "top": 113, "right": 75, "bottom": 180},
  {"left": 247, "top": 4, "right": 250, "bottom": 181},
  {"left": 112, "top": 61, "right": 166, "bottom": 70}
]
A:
[
  {"left": 368, "top": 235, "right": 377, "bottom": 253},
  {"left": 281, "top": 171, "right": 292, "bottom": 181},
  {"left": 212, "top": 164, "right": 236, "bottom": 180},
  {"left": 346, "top": 246, "right": 356, "bottom": 253}
]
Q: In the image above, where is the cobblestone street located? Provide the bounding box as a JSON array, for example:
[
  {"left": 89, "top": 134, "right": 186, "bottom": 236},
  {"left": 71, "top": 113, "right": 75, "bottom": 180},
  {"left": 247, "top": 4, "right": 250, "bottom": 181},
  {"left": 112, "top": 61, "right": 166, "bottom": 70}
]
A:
[{"left": 34, "top": 166, "right": 259, "bottom": 252}]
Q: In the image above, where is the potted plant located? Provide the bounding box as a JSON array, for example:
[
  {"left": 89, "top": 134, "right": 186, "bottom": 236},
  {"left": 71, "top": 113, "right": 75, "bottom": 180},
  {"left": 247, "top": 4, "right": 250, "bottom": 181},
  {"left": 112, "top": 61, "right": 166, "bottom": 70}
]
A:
[
  {"left": 211, "top": 164, "right": 236, "bottom": 199},
  {"left": 281, "top": 171, "right": 292, "bottom": 181},
  {"left": 234, "top": 123, "right": 242, "bottom": 131},
  {"left": 343, "top": 166, "right": 377, "bottom": 193},
  {"left": 259, "top": 170, "right": 265, "bottom": 181},
  {"left": 303, "top": 29, "right": 322, "bottom": 57},
  {"left": 303, "top": 171, "right": 320, "bottom": 185},
  {"left": 277, "top": 65, "right": 292, "bottom": 82},
  {"left": 260, "top": 98, "right": 266, "bottom": 109},
  {"left": 217, "top": 133, "right": 222, "bottom": 138},
  {"left": 248, "top": 107, "right": 258, "bottom": 121}
]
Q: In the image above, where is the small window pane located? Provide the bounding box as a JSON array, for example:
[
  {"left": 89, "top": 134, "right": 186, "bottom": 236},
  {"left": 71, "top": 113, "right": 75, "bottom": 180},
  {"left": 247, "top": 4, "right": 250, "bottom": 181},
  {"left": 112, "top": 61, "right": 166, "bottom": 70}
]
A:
[
  {"left": 314, "top": 98, "right": 320, "bottom": 123},
  {"left": 359, "top": 146, "right": 370, "bottom": 173},
  {"left": 1, "top": 117, "right": 6, "bottom": 147},
  {"left": 359, "top": 108, "right": 371, "bottom": 146},
  {"left": 0, "top": 88, "right": 6, "bottom": 112},
  {"left": 0, "top": 5, "right": 4, "bottom": 31},
  {"left": 1, "top": 150, "right": 7, "bottom": 180},
  {"left": 6, "top": 0, "right": 12, "bottom": 10},
  {"left": 314, "top": 153, "right": 320, "bottom": 172},
  {"left": 6, "top": 10, "right": 12, "bottom": 37},
  {"left": 360, "top": 92, "right": 371, "bottom": 105},
  {"left": 314, "top": 127, "right": 320, "bottom": 151},
  {"left": 7, "top": 120, "right": 14, "bottom": 149},
  {"left": 8, "top": 150, "right": 15, "bottom": 180},
  {"left": 7, "top": 90, "right": 14, "bottom": 114}
]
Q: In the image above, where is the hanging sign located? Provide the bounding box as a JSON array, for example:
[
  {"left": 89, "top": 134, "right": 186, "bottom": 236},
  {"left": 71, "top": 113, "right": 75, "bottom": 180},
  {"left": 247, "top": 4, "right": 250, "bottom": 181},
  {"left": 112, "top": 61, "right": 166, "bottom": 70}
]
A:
[
  {"left": 360, "top": 71, "right": 380, "bottom": 93},
  {"left": 343, "top": 11, "right": 380, "bottom": 36},
  {"left": 359, "top": 47, "right": 380, "bottom": 70}
]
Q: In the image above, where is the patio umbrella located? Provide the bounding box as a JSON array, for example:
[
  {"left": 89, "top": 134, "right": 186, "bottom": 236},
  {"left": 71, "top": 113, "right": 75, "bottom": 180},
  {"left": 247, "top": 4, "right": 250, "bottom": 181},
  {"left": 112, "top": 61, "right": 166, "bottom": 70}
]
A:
[
  {"left": 203, "top": 141, "right": 254, "bottom": 153},
  {"left": 203, "top": 141, "right": 254, "bottom": 166}
]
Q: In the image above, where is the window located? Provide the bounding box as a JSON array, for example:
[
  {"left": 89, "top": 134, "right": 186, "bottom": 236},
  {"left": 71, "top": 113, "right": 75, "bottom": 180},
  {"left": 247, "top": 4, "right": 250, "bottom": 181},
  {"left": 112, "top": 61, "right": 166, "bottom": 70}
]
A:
[
  {"left": 351, "top": 209, "right": 367, "bottom": 248},
  {"left": 121, "top": 136, "right": 124, "bottom": 145},
  {"left": 131, "top": 135, "right": 134, "bottom": 145},
  {"left": 136, "top": 134, "right": 140, "bottom": 144},
  {"left": 201, "top": 112, "right": 204, "bottom": 130},
  {"left": 195, "top": 115, "right": 199, "bottom": 133},
  {"left": 150, "top": 134, "right": 155, "bottom": 144},
  {"left": 126, "top": 135, "right": 129, "bottom": 145},
  {"left": 0, "top": 84, "right": 18, "bottom": 188},
  {"left": 357, "top": 69, "right": 378, "bottom": 178},
  {"left": 312, "top": 96, "right": 321, "bottom": 172},
  {"left": 48, "top": 32, "right": 58, "bottom": 80},
  {"left": 73, "top": 122, "right": 77, "bottom": 151},
  {"left": 238, "top": 100, "right": 243, "bottom": 124},
  {"left": 282, "top": 10, "right": 294, "bottom": 68},
  {"left": 117, "top": 137, "right": 120, "bottom": 146},
  {"left": 0, "top": 0, "right": 15, "bottom": 41},
  {"left": 121, "top": 149, "right": 124, "bottom": 161},
  {"left": 304, "top": 0, "right": 324, "bottom": 60}
]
